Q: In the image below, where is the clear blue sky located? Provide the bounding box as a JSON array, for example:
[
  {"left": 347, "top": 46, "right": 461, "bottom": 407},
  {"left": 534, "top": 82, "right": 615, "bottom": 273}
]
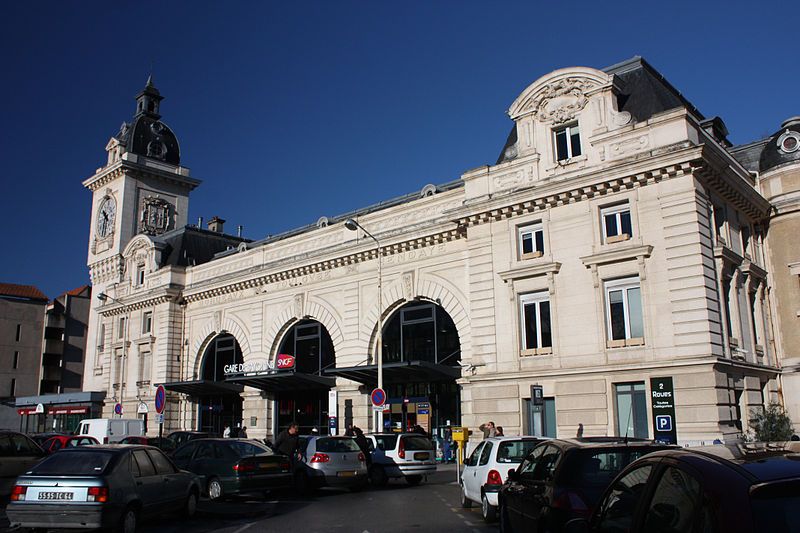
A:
[{"left": 1, "top": 1, "right": 796, "bottom": 299}]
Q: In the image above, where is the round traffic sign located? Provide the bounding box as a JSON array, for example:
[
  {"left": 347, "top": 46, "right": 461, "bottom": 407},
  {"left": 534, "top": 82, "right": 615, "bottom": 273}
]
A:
[
  {"left": 155, "top": 385, "right": 166, "bottom": 414},
  {"left": 114, "top": 403, "right": 123, "bottom": 416},
  {"left": 370, "top": 388, "right": 386, "bottom": 407}
]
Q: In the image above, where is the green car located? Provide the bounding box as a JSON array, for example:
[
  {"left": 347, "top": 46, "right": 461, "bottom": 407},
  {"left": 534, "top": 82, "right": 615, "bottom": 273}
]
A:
[{"left": 171, "top": 438, "right": 292, "bottom": 500}]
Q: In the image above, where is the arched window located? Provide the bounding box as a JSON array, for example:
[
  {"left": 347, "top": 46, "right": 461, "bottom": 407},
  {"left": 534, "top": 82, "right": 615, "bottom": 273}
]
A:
[
  {"left": 278, "top": 320, "right": 335, "bottom": 375},
  {"left": 382, "top": 302, "right": 460, "bottom": 366},
  {"left": 201, "top": 334, "right": 243, "bottom": 381}
]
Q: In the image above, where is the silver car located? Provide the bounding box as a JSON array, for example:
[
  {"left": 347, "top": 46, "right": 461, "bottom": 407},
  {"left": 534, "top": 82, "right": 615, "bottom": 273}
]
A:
[
  {"left": 366, "top": 433, "right": 436, "bottom": 486},
  {"left": 295, "top": 436, "right": 368, "bottom": 492},
  {"left": 6, "top": 445, "right": 201, "bottom": 533}
]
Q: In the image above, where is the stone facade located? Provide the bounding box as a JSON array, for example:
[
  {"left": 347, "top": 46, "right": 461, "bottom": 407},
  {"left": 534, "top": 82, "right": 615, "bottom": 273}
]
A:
[{"left": 82, "top": 59, "right": 798, "bottom": 445}]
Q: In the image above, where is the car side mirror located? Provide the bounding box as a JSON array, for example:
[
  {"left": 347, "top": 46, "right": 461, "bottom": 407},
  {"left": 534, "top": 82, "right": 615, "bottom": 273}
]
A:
[
  {"left": 563, "top": 518, "right": 590, "bottom": 533},
  {"left": 506, "top": 469, "right": 519, "bottom": 482}
]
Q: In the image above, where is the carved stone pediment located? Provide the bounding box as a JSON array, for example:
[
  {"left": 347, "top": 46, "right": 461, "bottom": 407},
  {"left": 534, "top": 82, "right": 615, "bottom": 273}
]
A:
[{"left": 529, "top": 78, "right": 596, "bottom": 124}]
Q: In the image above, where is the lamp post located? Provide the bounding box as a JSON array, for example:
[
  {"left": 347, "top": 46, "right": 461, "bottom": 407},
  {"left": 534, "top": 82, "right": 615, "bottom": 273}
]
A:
[
  {"left": 97, "top": 292, "right": 127, "bottom": 417},
  {"left": 344, "top": 218, "right": 384, "bottom": 432}
]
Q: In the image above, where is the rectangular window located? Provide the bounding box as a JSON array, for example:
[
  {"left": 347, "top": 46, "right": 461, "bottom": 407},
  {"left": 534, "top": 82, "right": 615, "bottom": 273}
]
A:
[
  {"left": 601, "top": 203, "right": 633, "bottom": 243},
  {"left": 520, "top": 292, "right": 552, "bottom": 353},
  {"left": 614, "top": 382, "right": 648, "bottom": 438},
  {"left": 554, "top": 123, "right": 581, "bottom": 161},
  {"left": 138, "top": 350, "right": 151, "bottom": 384},
  {"left": 118, "top": 317, "right": 126, "bottom": 339},
  {"left": 136, "top": 265, "right": 145, "bottom": 287},
  {"left": 15, "top": 324, "right": 21, "bottom": 342},
  {"left": 518, "top": 223, "right": 545, "bottom": 259},
  {"left": 142, "top": 312, "right": 152, "bottom": 335},
  {"left": 98, "top": 323, "right": 106, "bottom": 350},
  {"left": 12, "top": 351, "right": 19, "bottom": 369},
  {"left": 10, "top": 378, "right": 16, "bottom": 397},
  {"left": 605, "top": 277, "right": 644, "bottom": 343}
]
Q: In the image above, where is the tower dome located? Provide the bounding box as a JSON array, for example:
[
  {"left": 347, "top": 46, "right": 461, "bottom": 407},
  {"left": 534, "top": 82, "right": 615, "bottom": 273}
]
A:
[
  {"left": 759, "top": 117, "right": 800, "bottom": 172},
  {"left": 116, "top": 76, "right": 181, "bottom": 166}
]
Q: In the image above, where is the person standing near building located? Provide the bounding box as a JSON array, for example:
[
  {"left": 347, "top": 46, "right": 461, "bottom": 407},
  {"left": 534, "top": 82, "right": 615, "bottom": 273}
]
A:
[
  {"left": 223, "top": 425, "right": 231, "bottom": 438},
  {"left": 275, "top": 422, "right": 300, "bottom": 462},
  {"left": 480, "top": 421, "right": 496, "bottom": 439},
  {"left": 240, "top": 426, "right": 248, "bottom": 438}
]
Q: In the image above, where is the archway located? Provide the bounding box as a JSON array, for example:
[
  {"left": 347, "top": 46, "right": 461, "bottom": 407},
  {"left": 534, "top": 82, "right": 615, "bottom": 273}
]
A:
[{"left": 198, "top": 334, "right": 244, "bottom": 435}]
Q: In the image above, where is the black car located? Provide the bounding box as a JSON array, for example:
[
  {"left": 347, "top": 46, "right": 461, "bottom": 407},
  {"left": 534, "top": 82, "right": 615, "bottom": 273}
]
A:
[
  {"left": 6, "top": 445, "right": 201, "bottom": 533},
  {"left": 0, "top": 430, "right": 45, "bottom": 496},
  {"left": 498, "top": 438, "right": 673, "bottom": 533},
  {"left": 566, "top": 442, "right": 800, "bottom": 533},
  {"left": 171, "top": 438, "right": 292, "bottom": 500},
  {"left": 167, "top": 431, "right": 210, "bottom": 449}
]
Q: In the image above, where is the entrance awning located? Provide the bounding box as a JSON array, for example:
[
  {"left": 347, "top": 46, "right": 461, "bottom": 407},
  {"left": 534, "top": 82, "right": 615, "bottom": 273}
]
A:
[
  {"left": 162, "top": 379, "right": 244, "bottom": 397},
  {"left": 323, "top": 360, "right": 461, "bottom": 386},
  {"left": 226, "top": 371, "right": 336, "bottom": 393}
]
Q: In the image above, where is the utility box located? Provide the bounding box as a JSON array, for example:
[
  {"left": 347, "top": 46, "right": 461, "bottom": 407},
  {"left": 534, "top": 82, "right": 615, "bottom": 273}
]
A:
[{"left": 451, "top": 426, "right": 471, "bottom": 442}]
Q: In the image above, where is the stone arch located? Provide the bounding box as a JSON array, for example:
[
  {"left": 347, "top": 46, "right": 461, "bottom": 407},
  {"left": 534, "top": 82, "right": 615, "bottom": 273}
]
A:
[
  {"left": 359, "top": 272, "right": 471, "bottom": 363},
  {"left": 265, "top": 294, "right": 345, "bottom": 362},
  {"left": 191, "top": 315, "right": 251, "bottom": 379}
]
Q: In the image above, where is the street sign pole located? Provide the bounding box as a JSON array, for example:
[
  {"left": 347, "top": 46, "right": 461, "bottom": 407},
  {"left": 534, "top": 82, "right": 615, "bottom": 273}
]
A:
[{"left": 155, "top": 385, "right": 166, "bottom": 448}]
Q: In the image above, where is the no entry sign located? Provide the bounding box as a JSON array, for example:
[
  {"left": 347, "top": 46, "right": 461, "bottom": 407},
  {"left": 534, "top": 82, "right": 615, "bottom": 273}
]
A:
[
  {"left": 155, "top": 385, "right": 166, "bottom": 414},
  {"left": 371, "top": 388, "right": 386, "bottom": 408}
]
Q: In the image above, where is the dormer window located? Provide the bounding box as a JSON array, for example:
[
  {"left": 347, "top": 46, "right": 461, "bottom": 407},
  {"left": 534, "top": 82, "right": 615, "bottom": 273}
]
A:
[
  {"left": 602, "top": 203, "right": 632, "bottom": 244},
  {"left": 518, "top": 223, "right": 545, "bottom": 259},
  {"left": 136, "top": 265, "right": 145, "bottom": 287},
  {"left": 554, "top": 123, "right": 581, "bottom": 161}
]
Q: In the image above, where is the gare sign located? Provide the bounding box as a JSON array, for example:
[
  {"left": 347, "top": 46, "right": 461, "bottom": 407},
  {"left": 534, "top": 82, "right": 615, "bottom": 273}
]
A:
[{"left": 224, "top": 354, "right": 296, "bottom": 375}]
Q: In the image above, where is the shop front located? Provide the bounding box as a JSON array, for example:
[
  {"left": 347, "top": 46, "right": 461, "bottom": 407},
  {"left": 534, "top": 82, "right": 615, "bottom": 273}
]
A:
[{"left": 15, "top": 392, "right": 106, "bottom": 434}]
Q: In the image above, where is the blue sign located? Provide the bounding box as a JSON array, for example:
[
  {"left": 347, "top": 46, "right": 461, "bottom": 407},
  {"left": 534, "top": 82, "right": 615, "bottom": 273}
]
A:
[
  {"left": 154, "top": 385, "right": 166, "bottom": 414},
  {"left": 418, "top": 409, "right": 430, "bottom": 415},
  {"left": 114, "top": 403, "right": 123, "bottom": 416},
  {"left": 371, "top": 388, "right": 386, "bottom": 407},
  {"left": 656, "top": 415, "right": 672, "bottom": 432},
  {"left": 328, "top": 416, "right": 337, "bottom": 428}
]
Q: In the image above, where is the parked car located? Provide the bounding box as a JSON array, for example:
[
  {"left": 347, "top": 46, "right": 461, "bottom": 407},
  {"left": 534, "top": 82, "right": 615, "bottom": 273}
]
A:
[
  {"left": 498, "top": 438, "right": 674, "bottom": 533},
  {"left": 295, "top": 436, "right": 368, "bottom": 492},
  {"left": 461, "top": 436, "right": 545, "bottom": 522},
  {"left": 171, "top": 438, "right": 292, "bottom": 500},
  {"left": 365, "top": 433, "right": 437, "bottom": 486},
  {"left": 167, "top": 431, "right": 209, "bottom": 448},
  {"left": 76, "top": 418, "right": 145, "bottom": 444},
  {"left": 29, "top": 432, "right": 69, "bottom": 448},
  {"left": 565, "top": 442, "right": 800, "bottom": 533},
  {"left": 0, "top": 431, "right": 45, "bottom": 497},
  {"left": 120, "top": 436, "right": 176, "bottom": 452},
  {"left": 6, "top": 445, "right": 200, "bottom": 533},
  {"left": 41, "top": 435, "right": 100, "bottom": 454}
]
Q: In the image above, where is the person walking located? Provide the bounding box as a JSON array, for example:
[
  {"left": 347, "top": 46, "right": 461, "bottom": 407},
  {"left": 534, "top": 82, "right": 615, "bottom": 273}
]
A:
[
  {"left": 240, "top": 426, "right": 248, "bottom": 438},
  {"left": 275, "top": 421, "right": 300, "bottom": 460},
  {"left": 352, "top": 426, "right": 372, "bottom": 466},
  {"left": 479, "top": 421, "right": 497, "bottom": 439},
  {"left": 222, "top": 425, "right": 231, "bottom": 438}
]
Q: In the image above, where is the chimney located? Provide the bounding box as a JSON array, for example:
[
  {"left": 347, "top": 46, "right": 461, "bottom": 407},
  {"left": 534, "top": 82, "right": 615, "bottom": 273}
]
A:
[
  {"left": 208, "top": 216, "right": 225, "bottom": 233},
  {"left": 237, "top": 225, "right": 243, "bottom": 238},
  {"left": 197, "top": 216, "right": 203, "bottom": 228}
]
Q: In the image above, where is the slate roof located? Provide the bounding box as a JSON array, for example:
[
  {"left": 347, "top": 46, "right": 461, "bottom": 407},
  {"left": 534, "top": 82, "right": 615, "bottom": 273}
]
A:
[
  {"left": 0, "top": 283, "right": 49, "bottom": 302},
  {"left": 154, "top": 226, "right": 251, "bottom": 267}
]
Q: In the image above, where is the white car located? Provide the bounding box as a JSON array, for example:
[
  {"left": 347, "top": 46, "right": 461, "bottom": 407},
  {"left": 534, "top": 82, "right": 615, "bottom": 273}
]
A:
[
  {"left": 365, "top": 433, "right": 437, "bottom": 486},
  {"left": 460, "top": 436, "right": 545, "bottom": 522}
]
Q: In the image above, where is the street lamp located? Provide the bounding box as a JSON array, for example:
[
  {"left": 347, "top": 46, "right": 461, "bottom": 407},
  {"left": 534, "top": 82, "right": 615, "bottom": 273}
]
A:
[{"left": 344, "top": 218, "right": 384, "bottom": 432}]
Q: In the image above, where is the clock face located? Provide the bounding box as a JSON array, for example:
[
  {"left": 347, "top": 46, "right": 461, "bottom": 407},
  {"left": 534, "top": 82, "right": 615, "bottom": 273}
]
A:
[{"left": 96, "top": 197, "right": 116, "bottom": 238}]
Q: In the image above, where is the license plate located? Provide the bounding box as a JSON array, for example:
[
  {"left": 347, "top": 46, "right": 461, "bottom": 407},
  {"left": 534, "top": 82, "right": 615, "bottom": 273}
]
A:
[
  {"left": 38, "top": 491, "right": 74, "bottom": 501},
  {"left": 414, "top": 452, "right": 430, "bottom": 460},
  {"left": 337, "top": 471, "right": 356, "bottom": 477}
]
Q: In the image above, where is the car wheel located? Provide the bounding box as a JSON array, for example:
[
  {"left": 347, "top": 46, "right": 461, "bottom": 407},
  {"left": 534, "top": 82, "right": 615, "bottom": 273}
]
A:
[
  {"left": 207, "top": 477, "right": 224, "bottom": 501},
  {"left": 406, "top": 475, "right": 423, "bottom": 486},
  {"left": 183, "top": 490, "right": 198, "bottom": 518},
  {"left": 369, "top": 465, "right": 388, "bottom": 487},
  {"left": 499, "top": 500, "right": 513, "bottom": 533},
  {"left": 481, "top": 492, "right": 497, "bottom": 523},
  {"left": 460, "top": 483, "right": 473, "bottom": 508},
  {"left": 115, "top": 506, "right": 138, "bottom": 533}
]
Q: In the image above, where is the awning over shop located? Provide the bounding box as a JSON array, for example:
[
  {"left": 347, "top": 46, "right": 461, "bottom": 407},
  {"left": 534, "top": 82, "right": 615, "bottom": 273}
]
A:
[
  {"left": 162, "top": 379, "right": 244, "bottom": 397},
  {"left": 226, "top": 371, "right": 336, "bottom": 393},
  {"left": 323, "top": 360, "right": 461, "bottom": 386}
]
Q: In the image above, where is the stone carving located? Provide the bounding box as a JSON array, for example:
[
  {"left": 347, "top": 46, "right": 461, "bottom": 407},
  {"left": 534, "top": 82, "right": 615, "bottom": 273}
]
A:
[
  {"left": 316, "top": 216, "right": 329, "bottom": 228},
  {"left": 611, "top": 110, "right": 632, "bottom": 127},
  {"left": 528, "top": 78, "right": 597, "bottom": 124},
  {"left": 402, "top": 272, "right": 414, "bottom": 301},
  {"left": 608, "top": 135, "right": 649, "bottom": 157},
  {"left": 493, "top": 170, "right": 526, "bottom": 190},
  {"left": 293, "top": 293, "right": 304, "bottom": 319},
  {"left": 213, "top": 311, "right": 222, "bottom": 332},
  {"left": 139, "top": 196, "right": 173, "bottom": 235}
]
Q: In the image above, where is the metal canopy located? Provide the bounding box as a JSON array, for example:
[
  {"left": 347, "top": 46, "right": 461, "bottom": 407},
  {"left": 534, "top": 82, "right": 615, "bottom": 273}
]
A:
[
  {"left": 225, "top": 371, "right": 336, "bottom": 393},
  {"left": 323, "top": 360, "right": 461, "bottom": 386},
  {"left": 161, "top": 379, "right": 244, "bottom": 397}
]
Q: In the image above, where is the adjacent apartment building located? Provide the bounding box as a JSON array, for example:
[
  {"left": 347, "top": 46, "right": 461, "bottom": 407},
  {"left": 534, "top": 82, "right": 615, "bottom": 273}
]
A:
[{"left": 80, "top": 58, "right": 800, "bottom": 445}]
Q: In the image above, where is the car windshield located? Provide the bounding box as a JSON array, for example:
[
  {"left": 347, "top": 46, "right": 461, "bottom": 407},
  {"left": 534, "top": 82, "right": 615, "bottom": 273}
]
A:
[
  {"left": 29, "top": 450, "right": 115, "bottom": 475},
  {"left": 316, "top": 438, "right": 360, "bottom": 453},
  {"left": 497, "top": 440, "right": 539, "bottom": 463},
  {"left": 402, "top": 436, "right": 433, "bottom": 450},
  {"left": 374, "top": 435, "right": 398, "bottom": 451},
  {"left": 752, "top": 480, "right": 800, "bottom": 533},
  {"left": 561, "top": 449, "right": 662, "bottom": 488}
]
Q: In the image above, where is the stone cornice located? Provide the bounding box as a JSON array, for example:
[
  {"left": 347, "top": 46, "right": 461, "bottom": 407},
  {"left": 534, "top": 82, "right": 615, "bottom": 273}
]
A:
[
  {"left": 182, "top": 226, "right": 466, "bottom": 304},
  {"left": 580, "top": 245, "right": 653, "bottom": 268},
  {"left": 498, "top": 261, "right": 562, "bottom": 282},
  {"left": 82, "top": 159, "right": 200, "bottom": 192},
  {"left": 695, "top": 145, "right": 771, "bottom": 221},
  {"left": 97, "top": 289, "right": 181, "bottom": 316}
]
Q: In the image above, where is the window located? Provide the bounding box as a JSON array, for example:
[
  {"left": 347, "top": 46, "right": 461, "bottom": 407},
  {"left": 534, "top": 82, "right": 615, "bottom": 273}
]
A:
[
  {"left": 9, "top": 379, "right": 15, "bottom": 397},
  {"left": 712, "top": 203, "right": 727, "bottom": 245},
  {"left": 15, "top": 324, "right": 21, "bottom": 342},
  {"left": 531, "top": 445, "right": 561, "bottom": 481},
  {"left": 142, "top": 312, "right": 152, "bottom": 335},
  {"left": 146, "top": 449, "right": 177, "bottom": 474},
  {"left": 601, "top": 204, "right": 633, "bottom": 243},
  {"left": 118, "top": 317, "right": 126, "bottom": 339},
  {"left": 518, "top": 223, "right": 545, "bottom": 259},
  {"left": 138, "top": 350, "right": 151, "bottom": 384},
  {"left": 97, "top": 323, "right": 105, "bottom": 350},
  {"left": 132, "top": 450, "right": 156, "bottom": 477},
  {"left": 520, "top": 292, "right": 552, "bottom": 354},
  {"left": 136, "top": 265, "right": 145, "bottom": 286},
  {"left": 605, "top": 278, "right": 644, "bottom": 344},
  {"left": 643, "top": 467, "right": 702, "bottom": 533},
  {"left": 597, "top": 464, "right": 654, "bottom": 533},
  {"left": 13, "top": 351, "right": 19, "bottom": 369},
  {"left": 554, "top": 123, "right": 581, "bottom": 161},
  {"left": 466, "top": 443, "right": 484, "bottom": 467},
  {"left": 172, "top": 442, "right": 197, "bottom": 461},
  {"left": 615, "top": 382, "right": 648, "bottom": 438},
  {"left": 479, "top": 441, "right": 493, "bottom": 466}
]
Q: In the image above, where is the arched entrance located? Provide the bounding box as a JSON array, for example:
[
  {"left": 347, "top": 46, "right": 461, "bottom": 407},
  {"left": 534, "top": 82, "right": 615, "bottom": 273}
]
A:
[
  {"left": 380, "top": 301, "right": 461, "bottom": 433},
  {"left": 198, "top": 334, "right": 244, "bottom": 435},
  {"left": 275, "top": 320, "right": 335, "bottom": 433}
]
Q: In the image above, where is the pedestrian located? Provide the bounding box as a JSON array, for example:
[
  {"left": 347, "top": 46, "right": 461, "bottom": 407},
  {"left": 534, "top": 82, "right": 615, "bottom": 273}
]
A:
[
  {"left": 353, "top": 426, "right": 372, "bottom": 466},
  {"left": 311, "top": 427, "right": 319, "bottom": 435},
  {"left": 345, "top": 424, "right": 355, "bottom": 437},
  {"left": 495, "top": 426, "right": 504, "bottom": 437},
  {"left": 223, "top": 425, "right": 231, "bottom": 438},
  {"left": 240, "top": 426, "right": 248, "bottom": 438},
  {"left": 576, "top": 423, "right": 584, "bottom": 438},
  {"left": 275, "top": 421, "right": 301, "bottom": 462},
  {"left": 479, "top": 421, "right": 497, "bottom": 439}
]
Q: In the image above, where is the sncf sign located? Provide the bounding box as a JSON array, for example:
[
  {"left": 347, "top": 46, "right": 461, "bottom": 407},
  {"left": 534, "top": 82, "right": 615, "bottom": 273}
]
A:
[{"left": 276, "top": 354, "right": 296, "bottom": 369}]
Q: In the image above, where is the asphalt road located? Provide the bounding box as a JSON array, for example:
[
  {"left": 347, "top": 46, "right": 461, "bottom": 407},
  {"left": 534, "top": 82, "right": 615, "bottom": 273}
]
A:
[{"left": 0, "top": 464, "right": 497, "bottom": 533}]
